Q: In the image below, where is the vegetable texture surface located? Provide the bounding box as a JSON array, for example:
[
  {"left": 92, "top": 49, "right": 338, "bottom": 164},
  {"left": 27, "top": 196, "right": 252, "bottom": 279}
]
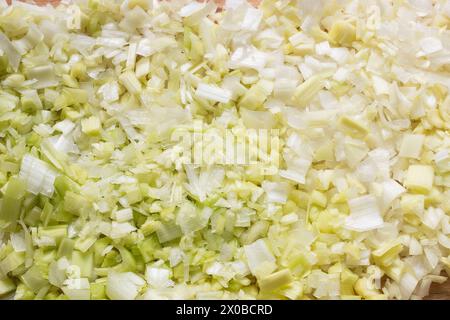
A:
[{"left": 0, "top": 0, "right": 449, "bottom": 300}]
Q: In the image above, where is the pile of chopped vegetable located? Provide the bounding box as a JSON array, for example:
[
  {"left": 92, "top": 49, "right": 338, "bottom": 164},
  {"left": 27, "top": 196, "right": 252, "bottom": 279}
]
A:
[{"left": 0, "top": 0, "right": 449, "bottom": 300}]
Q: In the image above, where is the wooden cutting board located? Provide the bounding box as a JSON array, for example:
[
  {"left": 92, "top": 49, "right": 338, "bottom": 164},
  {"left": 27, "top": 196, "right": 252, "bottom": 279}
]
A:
[
  {"left": 5, "top": 0, "right": 449, "bottom": 300},
  {"left": 427, "top": 281, "right": 450, "bottom": 300}
]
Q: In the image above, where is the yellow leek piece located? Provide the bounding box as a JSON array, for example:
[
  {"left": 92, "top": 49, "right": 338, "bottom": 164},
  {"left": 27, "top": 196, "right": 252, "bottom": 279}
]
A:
[
  {"left": 339, "top": 116, "right": 369, "bottom": 138},
  {"left": 404, "top": 165, "right": 434, "bottom": 194},
  {"left": 63, "top": 191, "right": 87, "bottom": 215},
  {"left": 292, "top": 73, "right": 330, "bottom": 108},
  {"left": 314, "top": 140, "right": 335, "bottom": 162},
  {"left": 279, "top": 281, "right": 303, "bottom": 300},
  {"left": 0, "top": 177, "right": 27, "bottom": 231},
  {"left": 0, "top": 277, "right": 15, "bottom": 296},
  {"left": 344, "top": 140, "right": 369, "bottom": 167},
  {"left": 70, "top": 62, "right": 87, "bottom": 81},
  {"left": 311, "top": 190, "right": 327, "bottom": 208},
  {"left": 316, "top": 210, "right": 339, "bottom": 233},
  {"left": 258, "top": 269, "right": 293, "bottom": 292},
  {"left": 21, "top": 95, "right": 41, "bottom": 111},
  {"left": 39, "top": 225, "right": 68, "bottom": 245},
  {"left": 399, "top": 134, "right": 425, "bottom": 159},
  {"left": 90, "top": 282, "right": 106, "bottom": 299},
  {"left": 354, "top": 278, "right": 381, "bottom": 299},
  {"left": 400, "top": 194, "right": 425, "bottom": 215},
  {"left": 340, "top": 268, "right": 358, "bottom": 295},
  {"left": 329, "top": 20, "right": 356, "bottom": 47},
  {"left": 119, "top": 70, "right": 142, "bottom": 94},
  {"left": 282, "top": 200, "right": 298, "bottom": 214},
  {"left": 54, "top": 88, "right": 88, "bottom": 110},
  {"left": 62, "top": 74, "right": 79, "bottom": 88},
  {"left": 239, "top": 79, "right": 274, "bottom": 110},
  {"left": 72, "top": 250, "right": 94, "bottom": 279},
  {"left": 0, "top": 251, "right": 25, "bottom": 275},
  {"left": 81, "top": 116, "right": 101, "bottom": 136},
  {"left": 288, "top": 190, "right": 309, "bottom": 209},
  {"left": 425, "top": 188, "right": 443, "bottom": 207},
  {"left": 372, "top": 242, "right": 403, "bottom": 267},
  {"left": 128, "top": 0, "right": 150, "bottom": 10},
  {"left": 292, "top": 44, "right": 314, "bottom": 55},
  {"left": 20, "top": 265, "right": 47, "bottom": 294},
  {"left": 125, "top": 186, "right": 143, "bottom": 205},
  {"left": 57, "top": 238, "right": 75, "bottom": 259},
  {"left": 140, "top": 219, "right": 161, "bottom": 236},
  {"left": 383, "top": 259, "right": 404, "bottom": 282}
]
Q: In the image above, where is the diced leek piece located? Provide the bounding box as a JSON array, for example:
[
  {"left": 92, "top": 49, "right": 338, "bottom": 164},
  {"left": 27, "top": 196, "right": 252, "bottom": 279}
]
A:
[
  {"left": 24, "top": 206, "right": 42, "bottom": 226},
  {"left": 354, "top": 278, "right": 381, "bottom": 298},
  {"left": 101, "top": 250, "right": 120, "bottom": 268},
  {"left": 62, "top": 278, "right": 91, "bottom": 300},
  {"left": 90, "top": 281, "right": 106, "bottom": 300},
  {"left": 20, "top": 265, "right": 47, "bottom": 294},
  {"left": 258, "top": 269, "right": 293, "bottom": 292},
  {"left": 0, "top": 0, "right": 447, "bottom": 302},
  {"left": 138, "top": 236, "right": 161, "bottom": 263},
  {"left": 49, "top": 259, "right": 67, "bottom": 286},
  {"left": 195, "top": 83, "right": 231, "bottom": 104},
  {"left": 0, "top": 277, "right": 16, "bottom": 296},
  {"left": 21, "top": 90, "right": 42, "bottom": 111},
  {"left": 54, "top": 88, "right": 88, "bottom": 109},
  {"left": 70, "top": 62, "right": 87, "bottom": 80},
  {"left": 0, "top": 55, "right": 9, "bottom": 76},
  {"left": 64, "top": 88, "right": 88, "bottom": 104},
  {"left": 156, "top": 223, "right": 182, "bottom": 243},
  {"left": 135, "top": 57, "right": 150, "bottom": 78},
  {"left": 63, "top": 191, "right": 86, "bottom": 215},
  {"left": 292, "top": 73, "right": 329, "bottom": 108},
  {"left": 314, "top": 140, "right": 335, "bottom": 162},
  {"left": 0, "top": 32, "right": 21, "bottom": 71},
  {"left": 316, "top": 210, "right": 340, "bottom": 233},
  {"left": 39, "top": 225, "right": 67, "bottom": 245},
  {"left": 239, "top": 79, "right": 274, "bottom": 109},
  {"left": 14, "top": 283, "right": 35, "bottom": 300},
  {"left": 399, "top": 134, "right": 425, "bottom": 159},
  {"left": 311, "top": 190, "right": 327, "bottom": 208},
  {"left": 114, "top": 246, "right": 137, "bottom": 272},
  {"left": 329, "top": 20, "right": 356, "bottom": 46},
  {"left": 343, "top": 140, "right": 369, "bottom": 167},
  {"left": 93, "top": 237, "right": 111, "bottom": 266},
  {"left": 75, "top": 236, "right": 97, "bottom": 253},
  {"left": 19, "top": 154, "right": 58, "bottom": 197},
  {"left": 106, "top": 271, "right": 144, "bottom": 300},
  {"left": 401, "top": 194, "right": 424, "bottom": 216},
  {"left": 72, "top": 250, "right": 94, "bottom": 279},
  {"left": 340, "top": 268, "right": 358, "bottom": 295},
  {"left": 54, "top": 175, "right": 79, "bottom": 197},
  {"left": 40, "top": 200, "right": 54, "bottom": 226},
  {"left": 62, "top": 74, "right": 79, "bottom": 88},
  {"left": 119, "top": 71, "right": 142, "bottom": 94},
  {"left": 339, "top": 116, "right": 369, "bottom": 138},
  {"left": 124, "top": 186, "right": 142, "bottom": 205},
  {"left": 404, "top": 165, "right": 434, "bottom": 194},
  {"left": 372, "top": 242, "right": 403, "bottom": 267},
  {"left": 81, "top": 116, "right": 101, "bottom": 136},
  {"left": 128, "top": 0, "right": 150, "bottom": 10},
  {"left": 244, "top": 239, "right": 277, "bottom": 277},
  {"left": 0, "top": 177, "right": 27, "bottom": 231},
  {"left": 0, "top": 251, "right": 25, "bottom": 275},
  {"left": 345, "top": 195, "right": 383, "bottom": 232}
]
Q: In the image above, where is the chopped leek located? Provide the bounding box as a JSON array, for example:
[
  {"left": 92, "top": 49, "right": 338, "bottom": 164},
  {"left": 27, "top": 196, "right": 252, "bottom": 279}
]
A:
[{"left": 0, "top": 0, "right": 447, "bottom": 301}]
